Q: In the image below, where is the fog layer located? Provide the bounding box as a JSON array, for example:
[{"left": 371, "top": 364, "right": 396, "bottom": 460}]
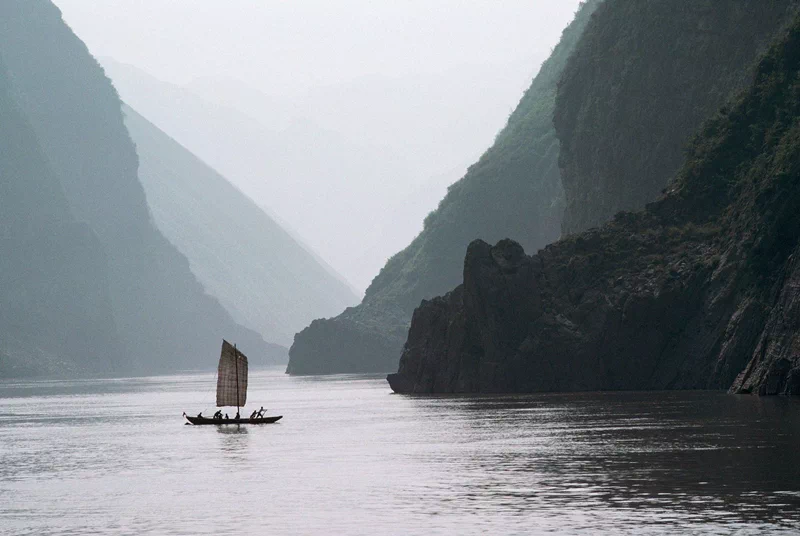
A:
[{"left": 55, "top": 0, "right": 583, "bottom": 291}]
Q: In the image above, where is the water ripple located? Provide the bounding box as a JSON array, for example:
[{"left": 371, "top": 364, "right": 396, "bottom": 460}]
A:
[{"left": 0, "top": 372, "right": 799, "bottom": 535}]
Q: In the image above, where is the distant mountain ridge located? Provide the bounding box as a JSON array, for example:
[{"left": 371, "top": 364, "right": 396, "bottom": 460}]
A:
[
  {"left": 123, "top": 104, "right": 358, "bottom": 348},
  {"left": 99, "top": 58, "right": 414, "bottom": 291},
  {"left": 0, "top": 0, "right": 276, "bottom": 374},
  {"left": 100, "top": 57, "right": 532, "bottom": 291}
]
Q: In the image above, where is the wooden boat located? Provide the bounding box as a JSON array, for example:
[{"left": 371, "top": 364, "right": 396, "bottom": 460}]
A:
[
  {"left": 185, "top": 415, "right": 282, "bottom": 425},
  {"left": 184, "top": 339, "right": 282, "bottom": 425}
]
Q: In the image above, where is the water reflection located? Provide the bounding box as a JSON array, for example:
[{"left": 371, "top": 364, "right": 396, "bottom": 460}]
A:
[
  {"left": 398, "top": 391, "right": 800, "bottom": 532},
  {"left": 214, "top": 424, "right": 250, "bottom": 466},
  {"left": 215, "top": 424, "right": 249, "bottom": 435},
  {"left": 2, "top": 371, "right": 799, "bottom": 535}
]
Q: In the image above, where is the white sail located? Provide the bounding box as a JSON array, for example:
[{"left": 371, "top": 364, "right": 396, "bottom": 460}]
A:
[{"left": 216, "top": 339, "right": 248, "bottom": 407}]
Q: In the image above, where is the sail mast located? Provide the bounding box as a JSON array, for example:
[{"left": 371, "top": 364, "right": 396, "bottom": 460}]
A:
[{"left": 234, "top": 343, "right": 240, "bottom": 416}]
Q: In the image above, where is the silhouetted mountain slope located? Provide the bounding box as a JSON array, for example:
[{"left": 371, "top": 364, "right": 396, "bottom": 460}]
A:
[
  {"left": 390, "top": 11, "right": 800, "bottom": 395},
  {"left": 287, "top": 1, "right": 601, "bottom": 374},
  {"left": 0, "top": 59, "right": 123, "bottom": 376},
  {"left": 100, "top": 59, "right": 412, "bottom": 291},
  {"left": 104, "top": 58, "right": 544, "bottom": 292},
  {"left": 0, "top": 0, "right": 275, "bottom": 372},
  {"left": 122, "top": 104, "right": 357, "bottom": 347},
  {"left": 556, "top": 0, "right": 795, "bottom": 235}
]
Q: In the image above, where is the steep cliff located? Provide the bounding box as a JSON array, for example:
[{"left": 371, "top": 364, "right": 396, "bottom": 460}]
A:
[
  {"left": 556, "top": 0, "right": 795, "bottom": 235},
  {"left": 287, "top": 1, "right": 601, "bottom": 374},
  {"left": 0, "top": 59, "right": 123, "bottom": 376},
  {"left": 123, "top": 105, "right": 357, "bottom": 348},
  {"left": 389, "top": 14, "right": 800, "bottom": 394},
  {"left": 0, "top": 0, "right": 274, "bottom": 372}
]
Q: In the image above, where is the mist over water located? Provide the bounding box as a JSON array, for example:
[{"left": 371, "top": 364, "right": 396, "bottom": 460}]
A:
[{"left": 1, "top": 370, "right": 798, "bottom": 535}]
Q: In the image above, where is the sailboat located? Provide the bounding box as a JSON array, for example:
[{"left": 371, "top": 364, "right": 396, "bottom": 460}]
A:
[{"left": 184, "top": 340, "right": 282, "bottom": 425}]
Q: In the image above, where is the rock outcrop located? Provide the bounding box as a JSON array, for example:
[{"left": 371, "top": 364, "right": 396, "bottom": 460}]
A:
[
  {"left": 730, "top": 250, "right": 800, "bottom": 395},
  {"left": 389, "top": 15, "right": 800, "bottom": 394},
  {"left": 556, "top": 0, "right": 795, "bottom": 235},
  {"left": 286, "top": 1, "right": 602, "bottom": 374}
]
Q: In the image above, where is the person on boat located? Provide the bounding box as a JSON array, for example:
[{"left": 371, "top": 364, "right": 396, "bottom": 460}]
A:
[
  {"left": 235, "top": 411, "right": 240, "bottom": 420},
  {"left": 250, "top": 409, "right": 258, "bottom": 420},
  {"left": 213, "top": 410, "right": 223, "bottom": 420},
  {"left": 256, "top": 406, "right": 266, "bottom": 417},
  {"left": 197, "top": 412, "right": 203, "bottom": 418},
  {"left": 225, "top": 413, "right": 229, "bottom": 420}
]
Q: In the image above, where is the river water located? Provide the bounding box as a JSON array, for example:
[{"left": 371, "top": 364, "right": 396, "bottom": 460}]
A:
[{"left": 1, "top": 368, "right": 799, "bottom": 535}]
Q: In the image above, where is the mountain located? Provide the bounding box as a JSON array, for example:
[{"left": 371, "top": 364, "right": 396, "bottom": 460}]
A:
[
  {"left": 0, "top": 57, "right": 123, "bottom": 377},
  {"left": 103, "top": 57, "right": 537, "bottom": 292},
  {"left": 556, "top": 0, "right": 795, "bottom": 235},
  {"left": 122, "top": 104, "right": 358, "bottom": 347},
  {"left": 389, "top": 5, "right": 800, "bottom": 395},
  {"left": 99, "top": 59, "right": 413, "bottom": 291},
  {"left": 0, "top": 0, "right": 275, "bottom": 373},
  {"left": 286, "top": 1, "right": 603, "bottom": 374}
]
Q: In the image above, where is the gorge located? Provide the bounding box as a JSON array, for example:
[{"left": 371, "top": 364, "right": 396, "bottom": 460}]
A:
[{"left": 289, "top": 0, "right": 797, "bottom": 379}]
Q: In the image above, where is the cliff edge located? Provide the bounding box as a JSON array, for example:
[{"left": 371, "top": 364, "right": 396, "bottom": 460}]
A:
[
  {"left": 390, "top": 16, "right": 800, "bottom": 394},
  {"left": 287, "top": 1, "right": 601, "bottom": 374}
]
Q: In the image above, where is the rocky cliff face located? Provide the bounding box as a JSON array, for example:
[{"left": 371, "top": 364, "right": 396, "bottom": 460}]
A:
[
  {"left": 732, "top": 250, "right": 800, "bottom": 395},
  {"left": 389, "top": 15, "right": 800, "bottom": 394},
  {"left": 555, "top": 0, "right": 795, "bottom": 235},
  {"left": 0, "top": 0, "right": 272, "bottom": 373},
  {"left": 286, "top": 1, "right": 601, "bottom": 374},
  {"left": 0, "top": 59, "right": 123, "bottom": 376}
]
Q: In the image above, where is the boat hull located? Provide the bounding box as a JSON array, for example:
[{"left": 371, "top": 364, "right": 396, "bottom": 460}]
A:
[{"left": 185, "top": 415, "right": 282, "bottom": 425}]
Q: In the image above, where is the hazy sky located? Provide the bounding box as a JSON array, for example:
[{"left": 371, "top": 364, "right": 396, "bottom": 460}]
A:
[
  {"left": 53, "top": 0, "right": 583, "bottom": 292},
  {"left": 55, "top": 1, "right": 582, "bottom": 96}
]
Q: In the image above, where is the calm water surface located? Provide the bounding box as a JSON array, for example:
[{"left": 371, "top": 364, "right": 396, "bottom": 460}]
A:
[{"left": 1, "top": 368, "right": 799, "bottom": 535}]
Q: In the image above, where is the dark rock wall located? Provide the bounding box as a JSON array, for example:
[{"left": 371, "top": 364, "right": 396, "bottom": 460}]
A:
[
  {"left": 0, "top": 0, "right": 271, "bottom": 373},
  {"left": 390, "top": 14, "right": 800, "bottom": 395},
  {"left": 287, "top": 1, "right": 602, "bottom": 374},
  {"left": 732, "top": 248, "right": 800, "bottom": 395},
  {"left": 555, "top": 0, "right": 795, "bottom": 235}
]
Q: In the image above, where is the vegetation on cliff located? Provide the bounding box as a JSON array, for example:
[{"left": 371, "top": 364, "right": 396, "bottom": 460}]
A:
[
  {"left": 287, "top": 1, "right": 601, "bottom": 374},
  {"left": 390, "top": 13, "right": 800, "bottom": 395},
  {"left": 555, "top": 0, "right": 795, "bottom": 235}
]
